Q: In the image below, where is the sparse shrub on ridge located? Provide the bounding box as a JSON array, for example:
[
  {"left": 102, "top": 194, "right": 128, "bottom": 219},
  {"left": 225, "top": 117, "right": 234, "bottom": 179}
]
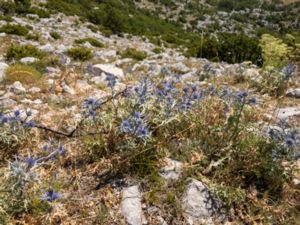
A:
[
  {"left": 0, "top": 24, "right": 29, "bottom": 36},
  {"left": 74, "top": 38, "right": 104, "bottom": 48},
  {"left": 5, "top": 44, "right": 46, "bottom": 61},
  {"left": 67, "top": 47, "right": 93, "bottom": 61},
  {"left": 120, "top": 48, "right": 147, "bottom": 61},
  {"left": 50, "top": 31, "right": 62, "bottom": 40}
]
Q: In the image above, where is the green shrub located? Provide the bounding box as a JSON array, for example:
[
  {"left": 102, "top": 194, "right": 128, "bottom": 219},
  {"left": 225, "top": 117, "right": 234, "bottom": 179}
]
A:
[
  {"left": 25, "top": 32, "right": 40, "bottom": 41},
  {"left": 28, "top": 7, "right": 50, "bottom": 18},
  {"left": 5, "top": 64, "right": 42, "bottom": 84},
  {"left": 74, "top": 38, "right": 104, "bottom": 48},
  {"left": 50, "top": 31, "right": 62, "bottom": 40},
  {"left": 260, "top": 34, "right": 291, "bottom": 69},
  {"left": 120, "top": 48, "right": 147, "bottom": 61},
  {"left": 0, "top": 24, "right": 29, "bottom": 36},
  {"left": 5, "top": 44, "right": 46, "bottom": 61},
  {"left": 67, "top": 47, "right": 93, "bottom": 61},
  {"left": 152, "top": 48, "right": 162, "bottom": 54},
  {"left": 30, "top": 56, "right": 60, "bottom": 73}
]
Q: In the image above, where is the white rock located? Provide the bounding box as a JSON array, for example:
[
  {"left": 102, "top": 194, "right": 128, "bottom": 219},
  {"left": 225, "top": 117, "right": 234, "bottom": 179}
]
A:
[
  {"left": 62, "top": 84, "right": 76, "bottom": 95},
  {"left": 95, "top": 50, "right": 116, "bottom": 59},
  {"left": 33, "top": 99, "right": 43, "bottom": 104},
  {"left": 0, "top": 62, "right": 9, "bottom": 82},
  {"left": 10, "top": 81, "right": 26, "bottom": 95},
  {"left": 83, "top": 42, "right": 93, "bottom": 48},
  {"left": 92, "top": 64, "right": 124, "bottom": 78},
  {"left": 286, "top": 88, "right": 300, "bottom": 99},
  {"left": 20, "top": 57, "right": 38, "bottom": 64},
  {"left": 120, "top": 186, "right": 145, "bottom": 225},
  {"left": 29, "top": 87, "right": 41, "bottom": 93},
  {"left": 39, "top": 43, "right": 55, "bottom": 52},
  {"left": 75, "top": 80, "right": 92, "bottom": 91},
  {"left": 46, "top": 66, "right": 61, "bottom": 74},
  {"left": 276, "top": 107, "right": 300, "bottom": 120},
  {"left": 293, "top": 178, "right": 300, "bottom": 189},
  {"left": 182, "top": 178, "right": 223, "bottom": 225},
  {"left": 159, "top": 158, "right": 183, "bottom": 180},
  {"left": 90, "top": 76, "right": 106, "bottom": 85},
  {"left": 171, "top": 62, "right": 190, "bottom": 73},
  {"left": 0, "top": 98, "right": 16, "bottom": 108},
  {"left": 55, "top": 44, "right": 68, "bottom": 53},
  {"left": 243, "top": 68, "right": 261, "bottom": 82}
]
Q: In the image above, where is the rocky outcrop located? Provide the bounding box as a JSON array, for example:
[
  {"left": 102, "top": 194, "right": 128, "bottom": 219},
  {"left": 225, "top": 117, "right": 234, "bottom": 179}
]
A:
[{"left": 182, "top": 178, "right": 224, "bottom": 225}]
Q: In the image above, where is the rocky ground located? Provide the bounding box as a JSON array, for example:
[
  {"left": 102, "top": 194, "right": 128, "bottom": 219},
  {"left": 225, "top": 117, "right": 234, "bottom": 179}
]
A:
[{"left": 0, "top": 13, "right": 300, "bottom": 225}]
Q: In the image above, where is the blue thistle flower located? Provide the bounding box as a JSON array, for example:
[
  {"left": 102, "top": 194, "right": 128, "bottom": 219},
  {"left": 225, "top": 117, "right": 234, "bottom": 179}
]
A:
[
  {"left": 106, "top": 74, "right": 117, "bottom": 88},
  {"left": 41, "top": 189, "right": 61, "bottom": 202},
  {"left": 1, "top": 116, "right": 9, "bottom": 124},
  {"left": 26, "top": 157, "right": 37, "bottom": 168}
]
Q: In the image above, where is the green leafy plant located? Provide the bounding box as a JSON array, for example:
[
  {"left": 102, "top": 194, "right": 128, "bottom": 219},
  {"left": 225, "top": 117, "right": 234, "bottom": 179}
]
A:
[
  {"left": 67, "top": 47, "right": 93, "bottom": 61},
  {"left": 5, "top": 44, "right": 46, "bottom": 61},
  {"left": 260, "top": 34, "right": 291, "bottom": 69},
  {"left": 0, "top": 24, "right": 29, "bottom": 36},
  {"left": 50, "top": 31, "right": 62, "bottom": 40},
  {"left": 74, "top": 38, "right": 104, "bottom": 48},
  {"left": 120, "top": 48, "right": 147, "bottom": 61}
]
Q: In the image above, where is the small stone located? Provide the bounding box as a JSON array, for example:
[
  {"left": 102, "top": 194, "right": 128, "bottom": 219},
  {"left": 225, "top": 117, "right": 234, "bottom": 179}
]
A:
[
  {"left": 46, "top": 67, "right": 61, "bottom": 74},
  {"left": 0, "top": 62, "right": 9, "bottom": 82},
  {"left": 33, "top": 99, "right": 43, "bottom": 104},
  {"left": 159, "top": 158, "right": 183, "bottom": 180},
  {"left": 20, "top": 57, "right": 38, "bottom": 64},
  {"left": 39, "top": 43, "right": 55, "bottom": 52},
  {"left": 286, "top": 88, "right": 300, "bottom": 98},
  {"left": 91, "top": 64, "right": 124, "bottom": 78},
  {"left": 29, "top": 87, "right": 41, "bottom": 93},
  {"left": 0, "top": 98, "right": 16, "bottom": 108},
  {"left": 293, "top": 178, "right": 300, "bottom": 189},
  {"left": 10, "top": 81, "right": 26, "bottom": 95},
  {"left": 62, "top": 84, "right": 76, "bottom": 95},
  {"left": 120, "top": 185, "right": 145, "bottom": 225}
]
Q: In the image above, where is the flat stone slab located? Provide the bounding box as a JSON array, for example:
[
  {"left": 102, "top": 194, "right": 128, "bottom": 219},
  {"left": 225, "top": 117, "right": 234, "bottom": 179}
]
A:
[
  {"left": 276, "top": 107, "right": 300, "bottom": 120},
  {"left": 120, "top": 185, "right": 145, "bottom": 225},
  {"left": 182, "top": 178, "right": 223, "bottom": 225}
]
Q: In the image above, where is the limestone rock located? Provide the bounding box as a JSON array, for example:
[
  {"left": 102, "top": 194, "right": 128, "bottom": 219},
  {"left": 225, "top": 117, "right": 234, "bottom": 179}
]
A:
[
  {"left": 91, "top": 64, "right": 124, "bottom": 78},
  {"left": 0, "top": 62, "right": 8, "bottom": 82},
  {"left": 159, "top": 158, "right": 183, "bottom": 180},
  {"left": 20, "top": 57, "right": 38, "bottom": 64},
  {"left": 120, "top": 185, "right": 145, "bottom": 225},
  {"left": 182, "top": 178, "right": 223, "bottom": 225},
  {"left": 286, "top": 88, "right": 300, "bottom": 99},
  {"left": 10, "top": 81, "right": 26, "bottom": 95}
]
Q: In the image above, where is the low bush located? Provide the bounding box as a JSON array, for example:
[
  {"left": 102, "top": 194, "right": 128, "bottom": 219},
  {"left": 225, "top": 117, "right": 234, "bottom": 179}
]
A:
[
  {"left": 5, "top": 64, "right": 42, "bottom": 84},
  {"left": 0, "top": 24, "right": 29, "bottom": 36},
  {"left": 67, "top": 47, "right": 93, "bottom": 61},
  {"left": 28, "top": 7, "right": 50, "bottom": 18},
  {"left": 74, "top": 38, "right": 104, "bottom": 48},
  {"left": 25, "top": 32, "right": 40, "bottom": 41},
  {"left": 50, "top": 31, "right": 62, "bottom": 40},
  {"left": 120, "top": 48, "right": 147, "bottom": 61},
  {"left": 5, "top": 44, "right": 46, "bottom": 61}
]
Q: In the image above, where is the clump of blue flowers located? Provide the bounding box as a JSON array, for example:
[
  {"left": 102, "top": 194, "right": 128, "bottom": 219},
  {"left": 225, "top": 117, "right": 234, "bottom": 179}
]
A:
[
  {"left": 82, "top": 98, "right": 101, "bottom": 119},
  {"left": 0, "top": 109, "right": 35, "bottom": 131},
  {"left": 41, "top": 189, "right": 61, "bottom": 202},
  {"left": 120, "top": 112, "right": 150, "bottom": 138},
  {"left": 267, "top": 119, "right": 299, "bottom": 159}
]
